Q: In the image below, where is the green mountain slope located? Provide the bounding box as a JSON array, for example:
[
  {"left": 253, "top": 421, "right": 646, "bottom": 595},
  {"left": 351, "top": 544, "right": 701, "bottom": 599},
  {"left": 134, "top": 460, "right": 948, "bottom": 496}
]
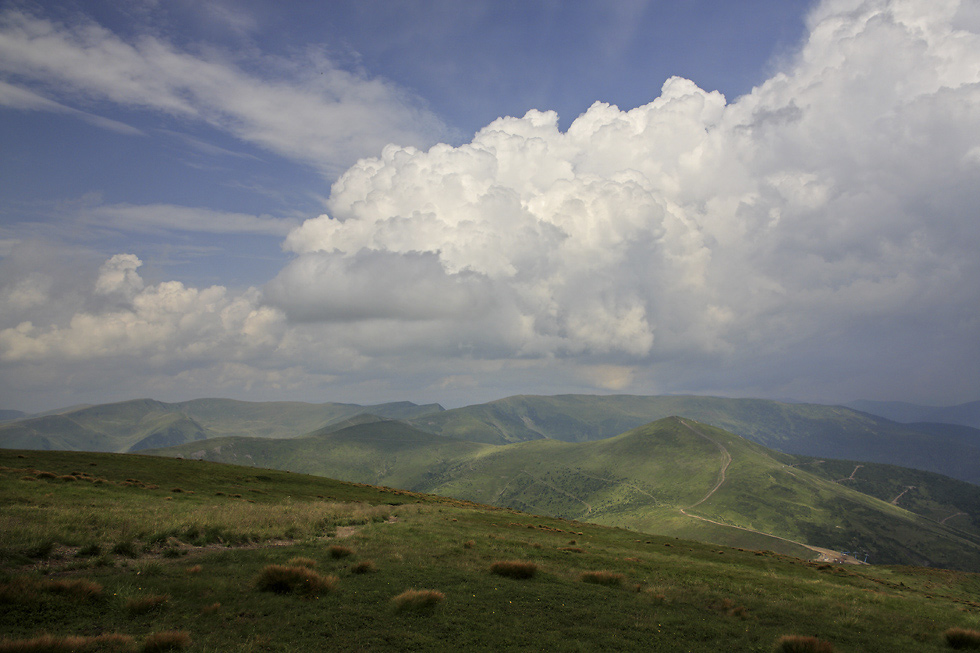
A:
[
  {"left": 408, "top": 394, "right": 980, "bottom": 484},
  {"left": 6, "top": 449, "right": 980, "bottom": 652},
  {"left": 153, "top": 417, "right": 980, "bottom": 570}
]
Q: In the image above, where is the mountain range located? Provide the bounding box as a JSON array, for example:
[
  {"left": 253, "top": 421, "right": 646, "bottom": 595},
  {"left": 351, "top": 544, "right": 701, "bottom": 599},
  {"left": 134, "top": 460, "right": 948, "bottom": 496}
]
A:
[{"left": 4, "top": 393, "right": 980, "bottom": 570}]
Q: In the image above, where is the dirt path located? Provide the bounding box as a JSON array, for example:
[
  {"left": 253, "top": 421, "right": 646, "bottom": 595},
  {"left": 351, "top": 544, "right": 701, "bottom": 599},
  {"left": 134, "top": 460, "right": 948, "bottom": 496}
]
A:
[
  {"left": 675, "top": 419, "right": 847, "bottom": 563},
  {"left": 835, "top": 464, "right": 863, "bottom": 482},
  {"left": 890, "top": 486, "right": 916, "bottom": 505},
  {"left": 677, "top": 419, "right": 732, "bottom": 510},
  {"left": 941, "top": 511, "right": 967, "bottom": 525}
]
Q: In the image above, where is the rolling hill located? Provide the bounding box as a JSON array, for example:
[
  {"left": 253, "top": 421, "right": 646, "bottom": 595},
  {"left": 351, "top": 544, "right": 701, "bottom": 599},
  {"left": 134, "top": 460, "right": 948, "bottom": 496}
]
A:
[
  {"left": 0, "top": 397, "right": 444, "bottom": 453},
  {"left": 406, "top": 394, "right": 980, "bottom": 484},
  {"left": 151, "top": 417, "right": 980, "bottom": 571}
]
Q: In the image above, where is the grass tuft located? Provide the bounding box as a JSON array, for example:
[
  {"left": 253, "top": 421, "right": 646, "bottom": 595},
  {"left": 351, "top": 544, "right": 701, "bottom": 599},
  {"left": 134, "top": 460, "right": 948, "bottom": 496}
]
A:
[
  {"left": 126, "top": 594, "right": 169, "bottom": 615},
  {"left": 255, "top": 564, "right": 338, "bottom": 596},
  {"left": 773, "top": 635, "right": 834, "bottom": 652},
  {"left": 490, "top": 560, "right": 538, "bottom": 580},
  {"left": 286, "top": 557, "right": 317, "bottom": 568},
  {"left": 944, "top": 628, "right": 980, "bottom": 649},
  {"left": 580, "top": 570, "right": 625, "bottom": 587},
  {"left": 351, "top": 560, "right": 377, "bottom": 574},
  {"left": 44, "top": 578, "right": 103, "bottom": 600},
  {"left": 392, "top": 589, "right": 444, "bottom": 612},
  {"left": 0, "top": 633, "right": 136, "bottom": 652},
  {"left": 141, "top": 631, "right": 191, "bottom": 653}
]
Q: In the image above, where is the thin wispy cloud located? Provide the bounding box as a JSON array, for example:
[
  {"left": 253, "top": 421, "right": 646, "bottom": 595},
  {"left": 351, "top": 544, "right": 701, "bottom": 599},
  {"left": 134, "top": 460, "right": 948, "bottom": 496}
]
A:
[{"left": 0, "top": 8, "right": 447, "bottom": 175}]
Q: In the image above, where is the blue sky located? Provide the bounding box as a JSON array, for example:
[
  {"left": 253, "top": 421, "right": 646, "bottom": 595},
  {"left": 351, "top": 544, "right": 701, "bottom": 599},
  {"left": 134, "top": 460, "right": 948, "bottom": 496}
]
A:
[{"left": 1, "top": 0, "right": 978, "bottom": 412}]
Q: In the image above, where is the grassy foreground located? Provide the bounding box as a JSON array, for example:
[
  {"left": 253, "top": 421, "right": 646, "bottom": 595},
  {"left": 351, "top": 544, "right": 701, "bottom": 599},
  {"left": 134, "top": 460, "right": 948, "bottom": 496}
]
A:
[{"left": 2, "top": 450, "right": 980, "bottom": 652}]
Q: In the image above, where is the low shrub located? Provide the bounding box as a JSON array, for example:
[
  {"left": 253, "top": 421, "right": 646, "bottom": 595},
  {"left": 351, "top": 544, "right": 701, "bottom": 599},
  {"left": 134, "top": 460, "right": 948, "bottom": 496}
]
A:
[
  {"left": 773, "top": 635, "right": 834, "bottom": 653},
  {"left": 126, "top": 594, "right": 169, "bottom": 615},
  {"left": 580, "top": 570, "right": 625, "bottom": 587},
  {"left": 111, "top": 541, "right": 137, "bottom": 558},
  {"left": 944, "top": 628, "right": 980, "bottom": 649},
  {"left": 490, "top": 560, "right": 538, "bottom": 580},
  {"left": 255, "top": 565, "right": 338, "bottom": 596},
  {"left": 141, "top": 630, "right": 191, "bottom": 653},
  {"left": 392, "top": 589, "right": 444, "bottom": 612}
]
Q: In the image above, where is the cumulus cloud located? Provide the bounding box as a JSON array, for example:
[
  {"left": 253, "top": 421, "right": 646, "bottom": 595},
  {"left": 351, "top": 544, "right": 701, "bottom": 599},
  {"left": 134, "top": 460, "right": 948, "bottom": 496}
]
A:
[
  {"left": 0, "top": 8, "right": 446, "bottom": 174},
  {"left": 2, "top": 0, "right": 979, "bottom": 409},
  {"left": 0, "top": 254, "right": 284, "bottom": 366},
  {"left": 269, "top": 0, "right": 980, "bottom": 399}
]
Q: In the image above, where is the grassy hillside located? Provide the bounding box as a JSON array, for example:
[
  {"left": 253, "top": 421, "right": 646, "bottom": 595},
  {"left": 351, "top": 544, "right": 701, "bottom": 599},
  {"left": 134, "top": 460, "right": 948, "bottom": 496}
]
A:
[
  {"left": 408, "top": 394, "right": 980, "bottom": 484},
  {"left": 153, "top": 417, "right": 980, "bottom": 571},
  {"left": 0, "top": 398, "right": 444, "bottom": 453},
  {"left": 3, "top": 449, "right": 980, "bottom": 652}
]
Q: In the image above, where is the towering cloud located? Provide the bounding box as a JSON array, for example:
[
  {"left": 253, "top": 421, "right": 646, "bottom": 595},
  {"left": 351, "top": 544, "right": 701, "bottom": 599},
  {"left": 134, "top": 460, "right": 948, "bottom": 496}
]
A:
[
  {"left": 1, "top": 0, "right": 978, "bottom": 407},
  {"left": 268, "top": 0, "right": 980, "bottom": 400}
]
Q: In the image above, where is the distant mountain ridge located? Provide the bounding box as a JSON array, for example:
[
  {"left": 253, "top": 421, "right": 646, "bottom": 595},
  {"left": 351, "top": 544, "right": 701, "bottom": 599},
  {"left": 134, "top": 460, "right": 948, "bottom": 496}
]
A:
[
  {"left": 847, "top": 399, "right": 980, "bottom": 429},
  {"left": 3, "top": 393, "right": 979, "bottom": 484},
  {"left": 150, "top": 416, "right": 980, "bottom": 571},
  {"left": 0, "top": 397, "right": 444, "bottom": 453},
  {"left": 405, "top": 394, "right": 980, "bottom": 485}
]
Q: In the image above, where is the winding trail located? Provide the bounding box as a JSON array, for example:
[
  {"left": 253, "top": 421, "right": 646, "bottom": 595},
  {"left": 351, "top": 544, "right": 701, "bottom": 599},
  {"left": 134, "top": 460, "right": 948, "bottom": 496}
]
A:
[
  {"left": 835, "top": 464, "right": 864, "bottom": 483},
  {"left": 675, "top": 419, "right": 845, "bottom": 563},
  {"left": 941, "top": 512, "right": 967, "bottom": 525},
  {"left": 890, "top": 486, "right": 916, "bottom": 505}
]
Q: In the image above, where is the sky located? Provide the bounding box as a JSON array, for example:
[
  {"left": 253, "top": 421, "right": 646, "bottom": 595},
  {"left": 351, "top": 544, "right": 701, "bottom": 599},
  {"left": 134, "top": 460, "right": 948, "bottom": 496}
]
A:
[{"left": 1, "top": 0, "right": 978, "bottom": 413}]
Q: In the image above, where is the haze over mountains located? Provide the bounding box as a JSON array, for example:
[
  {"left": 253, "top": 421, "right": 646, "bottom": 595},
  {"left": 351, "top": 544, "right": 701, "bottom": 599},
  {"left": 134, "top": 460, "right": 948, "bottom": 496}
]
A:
[{"left": 4, "top": 393, "right": 980, "bottom": 570}]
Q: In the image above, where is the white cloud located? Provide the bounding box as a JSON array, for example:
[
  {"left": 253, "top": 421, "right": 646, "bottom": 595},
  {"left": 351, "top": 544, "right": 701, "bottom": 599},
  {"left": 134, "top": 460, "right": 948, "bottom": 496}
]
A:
[
  {"left": 271, "top": 0, "right": 980, "bottom": 398},
  {"left": 2, "top": 0, "right": 979, "bottom": 409},
  {"left": 0, "top": 8, "right": 446, "bottom": 175},
  {"left": 0, "top": 79, "right": 143, "bottom": 134}
]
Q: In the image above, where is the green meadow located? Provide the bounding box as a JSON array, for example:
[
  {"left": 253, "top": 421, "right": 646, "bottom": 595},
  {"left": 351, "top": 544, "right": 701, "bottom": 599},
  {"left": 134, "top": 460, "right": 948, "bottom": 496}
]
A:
[{"left": 3, "top": 449, "right": 980, "bottom": 652}]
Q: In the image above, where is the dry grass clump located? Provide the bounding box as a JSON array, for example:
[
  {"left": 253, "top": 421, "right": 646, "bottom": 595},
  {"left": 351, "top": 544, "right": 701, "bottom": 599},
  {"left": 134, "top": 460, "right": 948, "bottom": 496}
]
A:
[
  {"left": 255, "top": 564, "right": 338, "bottom": 596},
  {"left": 328, "top": 545, "right": 354, "bottom": 559},
  {"left": 286, "top": 557, "right": 317, "bottom": 568},
  {"left": 351, "top": 560, "right": 377, "bottom": 574},
  {"left": 773, "top": 635, "right": 834, "bottom": 652},
  {"left": 391, "top": 589, "right": 445, "bottom": 612},
  {"left": 125, "top": 594, "right": 169, "bottom": 615},
  {"left": 0, "top": 633, "right": 136, "bottom": 652},
  {"left": 140, "top": 631, "right": 191, "bottom": 653},
  {"left": 944, "top": 628, "right": 980, "bottom": 649},
  {"left": 579, "top": 570, "right": 625, "bottom": 587},
  {"left": 0, "top": 577, "right": 102, "bottom": 604},
  {"left": 44, "top": 578, "right": 103, "bottom": 600},
  {"left": 490, "top": 560, "right": 538, "bottom": 580}
]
